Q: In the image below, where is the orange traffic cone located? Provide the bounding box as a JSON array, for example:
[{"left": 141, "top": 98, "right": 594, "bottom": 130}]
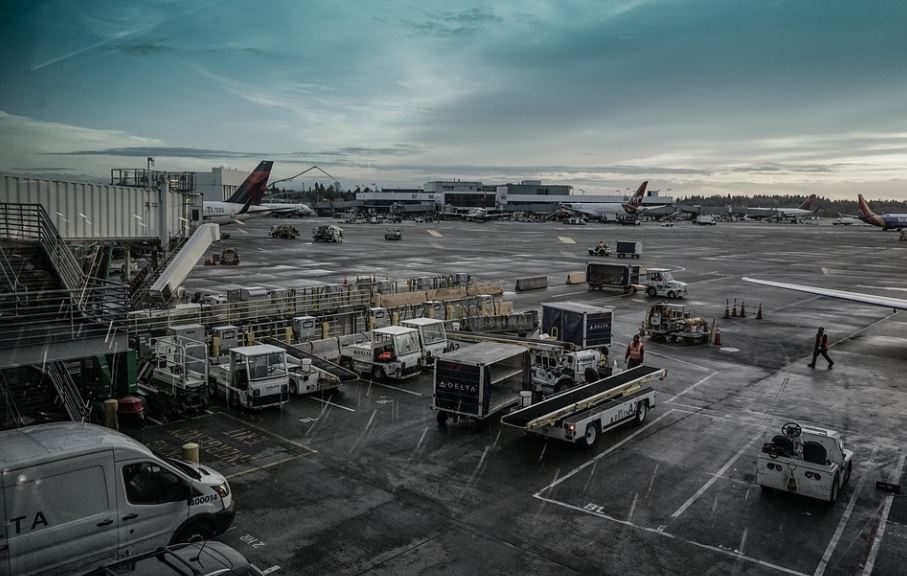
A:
[
  {"left": 756, "top": 303, "right": 764, "bottom": 320},
  {"left": 723, "top": 299, "right": 731, "bottom": 319},
  {"left": 731, "top": 299, "right": 738, "bottom": 318},
  {"left": 740, "top": 301, "right": 747, "bottom": 318},
  {"left": 713, "top": 321, "right": 722, "bottom": 346}
]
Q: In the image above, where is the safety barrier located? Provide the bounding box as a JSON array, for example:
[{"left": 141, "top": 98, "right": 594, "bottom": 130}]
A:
[{"left": 514, "top": 276, "right": 548, "bottom": 292}]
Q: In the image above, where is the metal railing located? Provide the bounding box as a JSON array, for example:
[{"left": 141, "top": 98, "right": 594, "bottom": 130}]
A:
[
  {"left": 0, "top": 203, "right": 84, "bottom": 293},
  {"left": 0, "top": 372, "right": 22, "bottom": 428},
  {"left": 45, "top": 360, "right": 90, "bottom": 422},
  {"left": 128, "top": 235, "right": 190, "bottom": 309}
]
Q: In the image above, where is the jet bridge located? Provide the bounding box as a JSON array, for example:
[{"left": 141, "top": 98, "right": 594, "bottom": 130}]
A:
[{"left": 148, "top": 223, "right": 220, "bottom": 302}]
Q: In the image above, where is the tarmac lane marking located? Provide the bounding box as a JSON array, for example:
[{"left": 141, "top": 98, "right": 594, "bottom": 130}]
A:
[
  {"left": 427, "top": 229, "right": 443, "bottom": 237},
  {"left": 217, "top": 411, "right": 318, "bottom": 455},
  {"left": 306, "top": 396, "right": 356, "bottom": 412},
  {"left": 858, "top": 451, "right": 903, "bottom": 576},
  {"left": 366, "top": 380, "right": 424, "bottom": 396},
  {"left": 557, "top": 236, "right": 576, "bottom": 244},
  {"left": 225, "top": 456, "right": 299, "bottom": 480}
]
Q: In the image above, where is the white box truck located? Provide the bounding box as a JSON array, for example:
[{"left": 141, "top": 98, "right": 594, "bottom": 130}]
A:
[{"left": 0, "top": 422, "right": 234, "bottom": 576}]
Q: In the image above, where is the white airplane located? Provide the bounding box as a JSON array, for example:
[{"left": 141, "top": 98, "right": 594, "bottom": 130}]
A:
[
  {"left": 557, "top": 181, "right": 668, "bottom": 222},
  {"left": 259, "top": 199, "right": 316, "bottom": 217},
  {"left": 203, "top": 161, "right": 275, "bottom": 224},
  {"left": 745, "top": 195, "right": 819, "bottom": 221},
  {"left": 743, "top": 277, "right": 907, "bottom": 311}
]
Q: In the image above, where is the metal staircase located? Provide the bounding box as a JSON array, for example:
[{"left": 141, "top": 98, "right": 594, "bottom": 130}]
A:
[
  {"left": 129, "top": 235, "right": 189, "bottom": 309},
  {"left": 45, "top": 360, "right": 90, "bottom": 423}
]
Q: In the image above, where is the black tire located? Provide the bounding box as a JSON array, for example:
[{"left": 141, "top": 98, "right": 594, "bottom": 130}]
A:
[
  {"left": 554, "top": 378, "right": 573, "bottom": 394},
  {"left": 634, "top": 401, "right": 648, "bottom": 426},
  {"left": 229, "top": 391, "right": 240, "bottom": 410},
  {"left": 436, "top": 410, "right": 449, "bottom": 426},
  {"left": 371, "top": 365, "right": 386, "bottom": 381},
  {"left": 667, "top": 290, "right": 676, "bottom": 299},
  {"left": 580, "top": 423, "right": 599, "bottom": 450},
  {"left": 646, "top": 287, "right": 657, "bottom": 297},
  {"left": 208, "top": 378, "right": 217, "bottom": 398},
  {"left": 172, "top": 521, "right": 215, "bottom": 544},
  {"left": 289, "top": 380, "right": 298, "bottom": 396},
  {"left": 340, "top": 358, "right": 354, "bottom": 371}
]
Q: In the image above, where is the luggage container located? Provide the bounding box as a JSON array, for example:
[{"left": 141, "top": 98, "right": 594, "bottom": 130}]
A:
[
  {"left": 541, "top": 302, "right": 613, "bottom": 350},
  {"left": 615, "top": 240, "right": 643, "bottom": 258}
]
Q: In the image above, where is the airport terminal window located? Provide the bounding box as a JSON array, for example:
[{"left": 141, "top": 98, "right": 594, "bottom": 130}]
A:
[{"left": 123, "top": 462, "right": 186, "bottom": 505}]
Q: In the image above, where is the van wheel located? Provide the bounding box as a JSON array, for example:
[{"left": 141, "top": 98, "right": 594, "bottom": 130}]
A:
[
  {"left": 436, "top": 411, "right": 449, "bottom": 426},
  {"left": 172, "top": 521, "right": 215, "bottom": 544},
  {"left": 371, "top": 366, "right": 386, "bottom": 381},
  {"left": 647, "top": 287, "right": 657, "bottom": 297},
  {"left": 667, "top": 291, "right": 676, "bottom": 299},
  {"left": 634, "top": 402, "right": 648, "bottom": 426},
  {"left": 580, "top": 423, "right": 599, "bottom": 450}
]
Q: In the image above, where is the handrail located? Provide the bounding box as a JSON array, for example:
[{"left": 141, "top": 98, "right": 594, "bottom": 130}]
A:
[
  {"left": 46, "top": 360, "right": 89, "bottom": 422},
  {"left": 0, "top": 203, "right": 84, "bottom": 293},
  {"left": 0, "top": 371, "right": 22, "bottom": 428}
]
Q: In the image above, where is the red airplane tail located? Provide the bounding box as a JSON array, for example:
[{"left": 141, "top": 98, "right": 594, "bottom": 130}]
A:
[
  {"left": 621, "top": 180, "right": 648, "bottom": 213},
  {"left": 226, "top": 161, "right": 274, "bottom": 205},
  {"left": 799, "top": 194, "right": 818, "bottom": 211},
  {"left": 857, "top": 194, "right": 885, "bottom": 227}
]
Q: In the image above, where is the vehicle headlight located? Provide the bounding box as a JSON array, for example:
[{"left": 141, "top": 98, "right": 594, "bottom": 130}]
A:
[{"left": 214, "top": 482, "right": 230, "bottom": 498}]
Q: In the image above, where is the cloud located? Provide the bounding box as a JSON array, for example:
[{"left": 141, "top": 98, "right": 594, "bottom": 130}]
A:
[{"left": 406, "top": 7, "right": 502, "bottom": 36}]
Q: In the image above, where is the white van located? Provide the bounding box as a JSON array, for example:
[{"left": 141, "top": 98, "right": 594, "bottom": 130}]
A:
[{"left": 0, "top": 423, "right": 235, "bottom": 576}]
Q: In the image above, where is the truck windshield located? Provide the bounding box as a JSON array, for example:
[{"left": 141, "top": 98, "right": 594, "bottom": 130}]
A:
[
  {"left": 394, "top": 332, "right": 420, "bottom": 355},
  {"left": 247, "top": 352, "right": 287, "bottom": 380},
  {"left": 421, "top": 324, "right": 446, "bottom": 344}
]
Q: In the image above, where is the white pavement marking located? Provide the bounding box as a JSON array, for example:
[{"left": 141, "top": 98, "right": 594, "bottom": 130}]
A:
[
  {"left": 668, "top": 371, "right": 718, "bottom": 402},
  {"left": 558, "top": 236, "right": 576, "bottom": 244},
  {"left": 306, "top": 396, "right": 356, "bottom": 412},
  {"left": 368, "top": 380, "right": 423, "bottom": 396},
  {"left": 551, "top": 289, "right": 593, "bottom": 298},
  {"left": 860, "top": 451, "right": 905, "bottom": 576},
  {"left": 218, "top": 411, "right": 318, "bottom": 455},
  {"left": 225, "top": 456, "right": 299, "bottom": 479},
  {"left": 261, "top": 566, "right": 281, "bottom": 575},
  {"left": 669, "top": 433, "right": 761, "bottom": 520},
  {"left": 146, "top": 416, "right": 163, "bottom": 426},
  {"left": 427, "top": 229, "right": 442, "bottom": 237},
  {"left": 535, "top": 410, "right": 676, "bottom": 496},
  {"left": 535, "top": 496, "right": 810, "bottom": 576},
  {"left": 813, "top": 447, "right": 878, "bottom": 576}
]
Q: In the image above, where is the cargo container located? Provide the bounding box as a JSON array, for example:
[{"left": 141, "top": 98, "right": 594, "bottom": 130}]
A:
[
  {"left": 615, "top": 240, "right": 643, "bottom": 258},
  {"left": 585, "top": 262, "right": 640, "bottom": 293},
  {"left": 541, "top": 302, "right": 613, "bottom": 350}
]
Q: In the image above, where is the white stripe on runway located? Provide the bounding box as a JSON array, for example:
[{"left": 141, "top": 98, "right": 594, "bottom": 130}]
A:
[{"left": 307, "top": 396, "right": 356, "bottom": 412}]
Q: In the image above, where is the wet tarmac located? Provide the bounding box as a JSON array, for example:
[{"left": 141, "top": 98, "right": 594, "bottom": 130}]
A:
[{"left": 136, "top": 217, "right": 907, "bottom": 576}]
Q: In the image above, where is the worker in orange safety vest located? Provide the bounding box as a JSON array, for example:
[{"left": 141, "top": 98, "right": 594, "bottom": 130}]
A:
[{"left": 625, "top": 334, "right": 645, "bottom": 369}]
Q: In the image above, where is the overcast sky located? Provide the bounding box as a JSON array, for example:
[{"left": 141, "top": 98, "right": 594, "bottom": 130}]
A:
[{"left": 1, "top": 0, "right": 906, "bottom": 199}]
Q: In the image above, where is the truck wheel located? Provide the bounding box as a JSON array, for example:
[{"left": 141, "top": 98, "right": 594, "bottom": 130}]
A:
[
  {"left": 646, "top": 287, "right": 657, "bottom": 297},
  {"left": 581, "top": 423, "right": 599, "bottom": 449},
  {"left": 341, "top": 358, "right": 354, "bottom": 371},
  {"left": 289, "top": 380, "right": 298, "bottom": 395},
  {"left": 667, "top": 290, "right": 676, "bottom": 299},
  {"left": 436, "top": 411, "right": 449, "bottom": 426},
  {"left": 229, "top": 391, "right": 240, "bottom": 410},
  {"left": 172, "top": 520, "right": 215, "bottom": 544},
  {"left": 828, "top": 474, "right": 840, "bottom": 504},
  {"left": 208, "top": 379, "right": 217, "bottom": 398},
  {"left": 371, "top": 366, "right": 386, "bottom": 381},
  {"left": 554, "top": 378, "right": 573, "bottom": 393},
  {"left": 634, "top": 402, "right": 648, "bottom": 425}
]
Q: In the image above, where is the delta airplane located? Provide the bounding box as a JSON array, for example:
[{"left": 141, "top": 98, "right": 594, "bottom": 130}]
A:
[
  {"left": 203, "top": 161, "right": 275, "bottom": 224},
  {"left": 857, "top": 194, "right": 907, "bottom": 230},
  {"left": 745, "top": 195, "right": 819, "bottom": 221},
  {"left": 557, "top": 181, "right": 665, "bottom": 222}
]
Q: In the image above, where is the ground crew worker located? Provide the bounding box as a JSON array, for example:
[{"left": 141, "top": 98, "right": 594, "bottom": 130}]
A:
[
  {"left": 808, "top": 327, "right": 834, "bottom": 369},
  {"left": 626, "top": 334, "right": 645, "bottom": 369}
]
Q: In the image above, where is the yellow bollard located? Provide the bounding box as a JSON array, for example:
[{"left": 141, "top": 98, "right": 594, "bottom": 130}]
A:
[
  {"left": 246, "top": 330, "right": 255, "bottom": 345},
  {"left": 211, "top": 336, "right": 221, "bottom": 358},
  {"left": 285, "top": 326, "right": 293, "bottom": 344},
  {"left": 391, "top": 312, "right": 400, "bottom": 326},
  {"left": 103, "top": 399, "right": 119, "bottom": 431},
  {"left": 182, "top": 443, "right": 199, "bottom": 464},
  {"left": 322, "top": 322, "right": 330, "bottom": 339}
]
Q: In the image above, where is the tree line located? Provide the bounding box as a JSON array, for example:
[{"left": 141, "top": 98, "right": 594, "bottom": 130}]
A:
[{"left": 678, "top": 194, "right": 907, "bottom": 216}]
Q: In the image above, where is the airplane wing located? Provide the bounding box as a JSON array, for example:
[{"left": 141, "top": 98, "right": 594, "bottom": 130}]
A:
[{"left": 743, "top": 277, "right": 907, "bottom": 310}]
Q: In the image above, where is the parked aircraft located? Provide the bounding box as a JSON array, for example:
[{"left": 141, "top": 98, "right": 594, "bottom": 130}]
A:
[
  {"left": 203, "top": 161, "right": 274, "bottom": 224},
  {"left": 745, "top": 195, "right": 819, "bottom": 221},
  {"left": 256, "top": 198, "right": 316, "bottom": 217},
  {"left": 744, "top": 277, "right": 907, "bottom": 311},
  {"left": 857, "top": 194, "right": 907, "bottom": 230},
  {"left": 557, "top": 181, "right": 666, "bottom": 222}
]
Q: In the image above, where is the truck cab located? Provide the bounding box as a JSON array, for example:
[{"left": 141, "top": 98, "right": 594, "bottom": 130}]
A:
[
  {"left": 757, "top": 423, "right": 854, "bottom": 503},
  {"left": 402, "top": 318, "right": 451, "bottom": 364},
  {"left": 209, "top": 345, "right": 289, "bottom": 409},
  {"left": 642, "top": 268, "right": 688, "bottom": 299},
  {"left": 340, "top": 326, "right": 422, "bottom": 381}
]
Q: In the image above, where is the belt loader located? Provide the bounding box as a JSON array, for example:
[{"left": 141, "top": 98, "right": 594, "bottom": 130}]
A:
[
  {"left": 261, "top": 337, "right": 359, "bottom": 396},
  {"left": 501, "top": 366, "right": 666, "bottom": 449}
]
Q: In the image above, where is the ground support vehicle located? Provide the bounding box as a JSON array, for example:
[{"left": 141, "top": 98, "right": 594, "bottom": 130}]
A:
[
  {"left": 757, "top": 422, "right": 854, "bottom": 503},
  {"left": 641, "top": 268, "right": 689, "bottom": 299},
  {"left": 261, "top": 337, "right": 358, "bottom": 395},
  {"left": 586, "top": 262, "right": 640, "bottom": 293},
  {"left": 141, "top": 335, "right": 209, "bottom": 414},
  {"left": 433, "top": 343, "right": 531, "bottom": 428},
  {"left": 208, "top": 345, "right": 290, "bottom": 409},
  {"left": 695, "top": 215, "right": 718, "bottom": 225},
  {"left": 541, "top": 302, "right": 613, "bottom": 349},
  {"left": 204, "top": 247, "right": 240, "bottom": 265},
  {"left": 448, "top": 331, "right": 610, "bottom": 396},
  {"left": 0, "top": 423, "right": 234, "bottom": 576},
  {"left": 339, "top": 325, "right": 423, "bottom": 381},
  {"left": 501, "top": 366, "right": 666, "bottom": 449},
  {"left": 588, "top": 244, "right": 611, "bottom": 256},
  {"left": 385, "top": 228, "right": 403, "bottom": 240},
  {"left": 270, "top": 224, "right": 299, "bottom": 239},
  {"left": 313, "top": 225, "right": 343, "bottom": 242},
  {"left": 402, "top": 317, "right": 452, "bottom": 364},
  {"left": 616, "top": 240, "right": 643, "bottom": 257},
  {"left": 645, "top": 302, "right": 711, "bottom": 344}
]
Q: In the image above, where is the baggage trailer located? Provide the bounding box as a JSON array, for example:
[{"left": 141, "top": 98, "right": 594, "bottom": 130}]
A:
[
  {"left": 585, "top": 262, "right": 640, "bottom": 293},
  {"left": 433, "top": 343, "right": 531, "bottom": 427},
  {"left": 141, "top": 335, "right": 209, "bottom": 414},
  {"left": 340, "top": 326, "right": 423, "bottom": 381},
  {"left": 501, "top": 366, "right": 666, "bottom": 449},
  {"left": 644, "top": 302, "right": 710, "bottom": 344},
  {"left": 615, "top": 240, "right": 642, "bottom": 258},
  {"left": 261, "top": 337, "right": 358, "bottom": 396},
  {"left": 541, "top": 302, "right": 613, "bottom": 350}
]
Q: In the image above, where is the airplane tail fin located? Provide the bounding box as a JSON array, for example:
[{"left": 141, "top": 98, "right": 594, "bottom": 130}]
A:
[
  {"left": 226, "top": 161, "right": 274, "bottom": 204},
  {"left": 857, "top": 194, "right": 885, "bottom": 227},
  {"left": 236, "top": 195, "right": 256, "bottom": 215},
  {"left": 799, "top": 194, "right": 818, "bottom": 211},
  {"left": 621, "top": 180, "right": 648, "bottom": 213}
]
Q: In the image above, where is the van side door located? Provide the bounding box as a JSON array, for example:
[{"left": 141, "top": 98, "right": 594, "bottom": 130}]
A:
[
  {"left": 116, "top": 460, "right": 190, "bottom": 558},
  {"left": 4, "top": 453, "right": 118, "bottom": 576}
]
